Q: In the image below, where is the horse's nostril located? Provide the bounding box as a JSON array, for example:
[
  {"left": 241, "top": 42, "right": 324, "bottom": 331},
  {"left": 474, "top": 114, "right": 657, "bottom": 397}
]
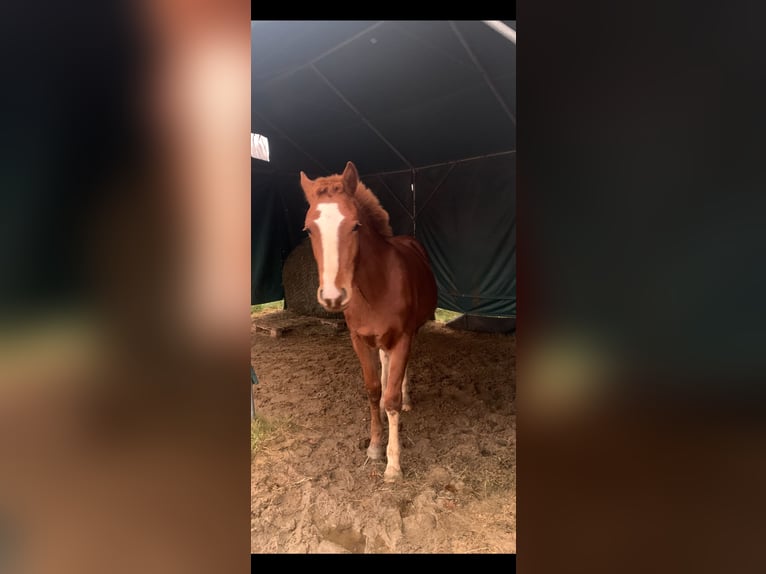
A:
[{"left": 318, "top": 287, "right": 348, "bottom": 310}]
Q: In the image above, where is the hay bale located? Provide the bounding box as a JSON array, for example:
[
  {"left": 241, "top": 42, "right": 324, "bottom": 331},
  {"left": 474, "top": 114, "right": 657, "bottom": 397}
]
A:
[{"left": 282, "top": 238, "right": 337, "bottom": 318}]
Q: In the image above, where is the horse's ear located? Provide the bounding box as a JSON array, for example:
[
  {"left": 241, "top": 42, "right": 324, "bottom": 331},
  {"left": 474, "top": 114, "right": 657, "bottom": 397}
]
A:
[
  {"left": 300, "top": 171, "right": 314, "bottom": 198},
  {"left": 342, "top": 161, "right": 359, "bottom": 194}
]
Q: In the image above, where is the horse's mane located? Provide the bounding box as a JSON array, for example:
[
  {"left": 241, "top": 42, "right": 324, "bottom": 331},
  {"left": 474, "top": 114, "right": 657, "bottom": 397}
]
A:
[
  {"left": 313, "top": 175, "right": 393, "bottom": 237},
  {"left": 353, "top": 181, "right": 393, "bottom": 237}
]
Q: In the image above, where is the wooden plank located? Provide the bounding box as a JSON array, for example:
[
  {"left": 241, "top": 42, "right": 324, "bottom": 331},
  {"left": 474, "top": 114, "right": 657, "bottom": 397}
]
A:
[
  {"left": 254, "top": 312, "right": 346, "bottom": 337},
  {"left": 254, "top": 324, "right": 294, "bottom": 338},
  {"left": 317, "top": 318, "right": 346, "bottom": 330}
]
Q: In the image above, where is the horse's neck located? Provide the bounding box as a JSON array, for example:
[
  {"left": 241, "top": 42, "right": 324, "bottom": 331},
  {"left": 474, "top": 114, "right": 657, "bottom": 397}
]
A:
[{"left": 353, "top": 229, "right": 394, "bottom": 298}]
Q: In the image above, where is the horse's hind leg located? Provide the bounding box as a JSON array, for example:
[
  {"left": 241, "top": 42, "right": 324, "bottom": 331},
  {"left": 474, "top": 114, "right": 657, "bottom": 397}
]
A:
[
  {"left": 402, "top": 366, "right": 411, "bottom": 411},
  {"left": 351, "top": 332, "right": 385, "bottom": 460},
  {"left": 379, "top": 349, "right": 389, "bottom": 420}
]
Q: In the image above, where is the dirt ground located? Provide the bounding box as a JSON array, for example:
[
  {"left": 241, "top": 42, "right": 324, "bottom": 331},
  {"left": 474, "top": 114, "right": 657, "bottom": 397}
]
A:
[{"left": 251, "top": 310, "right": 516, "bottom": 554}]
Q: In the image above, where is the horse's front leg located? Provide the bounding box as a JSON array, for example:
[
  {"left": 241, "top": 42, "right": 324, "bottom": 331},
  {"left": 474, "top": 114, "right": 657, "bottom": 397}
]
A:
[
  {"left": 380, "top": 350, "right": 411, "bottom": 417},
  {"left": 350, "top": 332, "right": 384, "bottom": 460},
  {"left": 381, "top": 335, "right": 412, "bottom": 482}
]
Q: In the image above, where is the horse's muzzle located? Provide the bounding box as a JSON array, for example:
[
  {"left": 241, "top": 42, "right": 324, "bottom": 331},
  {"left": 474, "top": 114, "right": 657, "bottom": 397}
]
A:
[{"left": 318, "top": 287, "right": 349, "bottom": 312}]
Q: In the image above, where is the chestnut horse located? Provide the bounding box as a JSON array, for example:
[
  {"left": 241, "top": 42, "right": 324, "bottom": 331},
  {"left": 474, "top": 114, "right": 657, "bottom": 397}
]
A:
[{"left": 300, "top": 162, "right": 438, "bottom": 481}]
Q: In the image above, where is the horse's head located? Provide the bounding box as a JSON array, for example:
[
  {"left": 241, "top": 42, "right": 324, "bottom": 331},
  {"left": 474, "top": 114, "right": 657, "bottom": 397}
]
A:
[{"left": 300, "top": 161, "right": 363, "bottom": 312}]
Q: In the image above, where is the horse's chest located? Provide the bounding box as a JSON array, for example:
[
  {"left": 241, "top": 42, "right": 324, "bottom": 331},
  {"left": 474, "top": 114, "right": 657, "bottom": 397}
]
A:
[
  {"left": 344, "top": 293, "right": 405, "bottom": 349},
  {"left": 349, "top": 324, "right": 395, "bottom": 349}
]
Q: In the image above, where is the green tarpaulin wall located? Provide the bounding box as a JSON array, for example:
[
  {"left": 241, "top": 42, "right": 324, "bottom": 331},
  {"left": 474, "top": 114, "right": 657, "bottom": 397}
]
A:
[
  {"left": 252, "top": 152, "right": 515, "bottom": 316},
  {"left": 252, "top": 21, "right": 515, "bottom": 318}
]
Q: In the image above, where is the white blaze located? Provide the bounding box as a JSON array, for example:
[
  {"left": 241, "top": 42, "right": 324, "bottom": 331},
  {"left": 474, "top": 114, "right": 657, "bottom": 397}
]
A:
[{"left": 315, "top": 202, "right": 345, "bottom": 300}]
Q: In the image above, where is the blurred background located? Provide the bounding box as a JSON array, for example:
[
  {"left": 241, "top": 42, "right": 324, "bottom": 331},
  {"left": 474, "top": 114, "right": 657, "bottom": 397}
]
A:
[
  {"left": 0, "top": 0, "right": 250, "bottom": 572},
  {"left": 520, "top": 3, "right": 766, "bottom": 572},
  {"left": 3, "top": 2, "right": 766, "bottom": 571}
]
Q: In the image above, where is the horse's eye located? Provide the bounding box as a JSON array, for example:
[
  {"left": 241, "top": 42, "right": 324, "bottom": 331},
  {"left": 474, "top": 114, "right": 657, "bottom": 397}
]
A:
[
  {"left": 303, "top": 227, "right": 311, "bottom": 236},
  {"left": 352, "top": 222, "right": 361, "bottom": 232}
]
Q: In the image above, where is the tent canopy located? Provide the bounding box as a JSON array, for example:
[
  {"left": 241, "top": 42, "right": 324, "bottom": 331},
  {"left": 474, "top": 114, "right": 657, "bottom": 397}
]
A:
[{"left": 252, "top": 21, "right": 516, "bottom": 317}]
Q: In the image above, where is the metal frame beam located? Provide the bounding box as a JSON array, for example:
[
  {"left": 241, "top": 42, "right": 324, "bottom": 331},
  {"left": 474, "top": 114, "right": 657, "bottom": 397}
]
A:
[
  {"left": 449, "top": 21, "right": 516, "bottom": 126},
  {"left": 252, "top": 21, "right": 386, "bottom": 93},
  {"left": 310, "top": 63, "right": 414, "bottom": 170},
  {"left": 253, "top": 110, "right": 330, "bottom": 175}
]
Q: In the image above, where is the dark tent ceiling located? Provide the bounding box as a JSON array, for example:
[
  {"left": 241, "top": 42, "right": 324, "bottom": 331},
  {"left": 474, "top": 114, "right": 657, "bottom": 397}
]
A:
[{"left": 251, "top": 20, "right": 515, "bottom": 176}]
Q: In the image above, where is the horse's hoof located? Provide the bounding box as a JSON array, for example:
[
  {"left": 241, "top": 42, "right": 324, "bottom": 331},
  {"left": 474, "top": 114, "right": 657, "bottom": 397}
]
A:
[
  {"left": 383, "top": 467, "right": 403, "bottom": 482},
  {"left": 367, "top": 444, "right": 385, "bottom": 460},
  {"left": 402, "top": 403, "right": 412, "bottom": 412}
]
